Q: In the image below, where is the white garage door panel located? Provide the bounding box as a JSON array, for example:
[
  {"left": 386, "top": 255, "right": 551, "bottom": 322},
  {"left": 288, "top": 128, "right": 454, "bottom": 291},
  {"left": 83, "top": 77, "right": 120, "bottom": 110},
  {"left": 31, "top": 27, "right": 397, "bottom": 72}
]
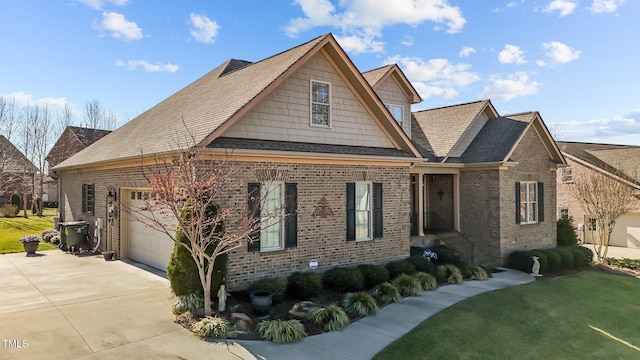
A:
[
  {"left": 611, "top": 214, "right": 640, "bottom": 249},
  {"left": 128, "top": 196, "right": 176, "bottom": 271}
]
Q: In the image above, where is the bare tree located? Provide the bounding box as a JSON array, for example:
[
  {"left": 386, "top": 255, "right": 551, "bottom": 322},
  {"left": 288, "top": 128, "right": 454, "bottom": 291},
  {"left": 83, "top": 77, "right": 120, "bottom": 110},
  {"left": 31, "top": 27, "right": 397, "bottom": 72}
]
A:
[
  {"left": 124, "top": 147, "right": 283, "bottom": 315},
  {"left": 83, "top": 99, "right": 105, "bottom": 129},
  {"left": 571, "top": 170, "right": 639, "bottom": 262},
  {"left": 0, "top": 96, "right": 22, "bottom": 197},
  {"left": 18, "top": 103, "right": 38, "bottom": 218},
  {"left": 31, "top": 105, "right": 52, "bottom": 216}
]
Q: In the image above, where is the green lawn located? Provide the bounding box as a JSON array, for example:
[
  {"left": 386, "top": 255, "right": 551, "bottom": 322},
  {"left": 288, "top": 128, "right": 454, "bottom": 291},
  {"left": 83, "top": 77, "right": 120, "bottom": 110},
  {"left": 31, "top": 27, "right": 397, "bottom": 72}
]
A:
[
  {"left": 375, "top": 271, "right": 640, "bottom": 360},
  {"left": 0, "top": 209, "right": 58, "bottom": 253}
]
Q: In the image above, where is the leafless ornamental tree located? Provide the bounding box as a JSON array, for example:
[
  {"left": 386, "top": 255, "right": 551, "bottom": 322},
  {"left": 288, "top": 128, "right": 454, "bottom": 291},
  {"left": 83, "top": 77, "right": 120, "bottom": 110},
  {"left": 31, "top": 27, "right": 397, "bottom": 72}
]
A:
[
  {"left": 571, "top": 170, "right": 638, "bottom": 262},
  {"left": 124, "top": 147, "right": 282, "bottom": 315}
]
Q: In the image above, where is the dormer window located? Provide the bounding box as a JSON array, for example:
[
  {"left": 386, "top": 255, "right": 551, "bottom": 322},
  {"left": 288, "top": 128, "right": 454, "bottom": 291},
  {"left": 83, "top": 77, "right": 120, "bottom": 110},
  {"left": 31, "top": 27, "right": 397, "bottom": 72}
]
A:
[
  {"left": 311, "top": 80, "right": 330, "bottom": 127},
  {"left": 385, "top": 104, "right": 404, "bottom": 127}
]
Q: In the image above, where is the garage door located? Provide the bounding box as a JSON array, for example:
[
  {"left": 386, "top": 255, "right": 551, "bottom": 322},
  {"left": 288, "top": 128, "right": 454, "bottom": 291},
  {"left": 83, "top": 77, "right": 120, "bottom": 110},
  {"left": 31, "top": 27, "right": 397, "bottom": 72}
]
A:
[
  {"left": 610, "top": 214, "right": 640, "bottom": 249},
  {"left": 127, "top": 190, "right": 176, "bottom": 271}
]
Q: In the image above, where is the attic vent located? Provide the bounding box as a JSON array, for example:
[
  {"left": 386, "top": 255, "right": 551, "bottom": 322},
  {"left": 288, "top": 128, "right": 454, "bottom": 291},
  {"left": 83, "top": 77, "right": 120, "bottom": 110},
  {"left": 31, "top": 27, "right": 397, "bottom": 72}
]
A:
[
  {"left": 255, "top": 168, "right": 291, "bottom": 182},
  {"left": 351, "top": 170, "right": 377, "bottom": 182}
]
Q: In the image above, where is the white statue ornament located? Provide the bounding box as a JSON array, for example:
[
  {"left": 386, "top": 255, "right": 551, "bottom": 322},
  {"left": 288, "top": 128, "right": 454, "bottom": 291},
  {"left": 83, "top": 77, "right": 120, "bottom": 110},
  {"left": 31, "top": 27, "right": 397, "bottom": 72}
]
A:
[
  {"left": 531, "top": 256, "right": 543, "bottom": 277},
  {"left": 217, "top": 285, "right": 227, "bottom": 312}
]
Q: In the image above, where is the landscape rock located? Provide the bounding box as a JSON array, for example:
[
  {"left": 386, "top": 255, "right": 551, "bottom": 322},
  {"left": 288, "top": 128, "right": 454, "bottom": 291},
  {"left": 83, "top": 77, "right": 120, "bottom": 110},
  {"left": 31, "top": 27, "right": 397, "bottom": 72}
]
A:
[{"left": 288, "top": 301, "right": 319, "bottom": 319}]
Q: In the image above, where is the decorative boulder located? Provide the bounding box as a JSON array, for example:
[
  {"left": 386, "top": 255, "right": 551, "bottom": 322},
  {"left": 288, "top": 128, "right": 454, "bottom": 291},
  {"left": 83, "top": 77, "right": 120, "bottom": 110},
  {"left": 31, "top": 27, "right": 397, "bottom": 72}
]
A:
[{"left": 288, "top": 301, "right": 319, "bottom": 319}]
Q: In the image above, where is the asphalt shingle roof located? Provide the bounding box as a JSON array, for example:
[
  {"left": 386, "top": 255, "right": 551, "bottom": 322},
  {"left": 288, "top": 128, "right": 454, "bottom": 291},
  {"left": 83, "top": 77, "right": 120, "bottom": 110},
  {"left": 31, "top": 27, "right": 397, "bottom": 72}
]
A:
[{"left": 558, "top": 141, "right": 640, "bottom": 184}]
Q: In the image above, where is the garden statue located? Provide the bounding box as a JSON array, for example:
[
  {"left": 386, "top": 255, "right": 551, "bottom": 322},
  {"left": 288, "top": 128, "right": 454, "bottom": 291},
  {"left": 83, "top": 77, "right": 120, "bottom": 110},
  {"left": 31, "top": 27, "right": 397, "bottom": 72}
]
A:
[
  {"left": 531, "top": 256, "right": 543, "bottom": 277},
  {"left": 217, "top": 285, "right": 227, "bottom": 312}
]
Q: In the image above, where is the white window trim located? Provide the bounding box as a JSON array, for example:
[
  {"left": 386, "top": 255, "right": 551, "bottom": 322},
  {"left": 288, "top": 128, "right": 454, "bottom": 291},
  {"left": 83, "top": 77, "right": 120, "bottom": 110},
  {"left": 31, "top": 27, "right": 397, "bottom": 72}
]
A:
[
  {"left": 310, "top": 79, "right": 331, "bottom": 128},
  {"left": 260, "top": 181, "right": 285, "bottom": 252},
  {"left": 561, "top": 168, "right": 573, "bottom": 183},
  {"left": 355, "top": 181, "right": 373, "bottom": 241},
  {"left": 385, "top": 104, "right": 404, "bottom": 127},
  {"left": 520, "top": 181, "right": 538, "bottom": 225}
]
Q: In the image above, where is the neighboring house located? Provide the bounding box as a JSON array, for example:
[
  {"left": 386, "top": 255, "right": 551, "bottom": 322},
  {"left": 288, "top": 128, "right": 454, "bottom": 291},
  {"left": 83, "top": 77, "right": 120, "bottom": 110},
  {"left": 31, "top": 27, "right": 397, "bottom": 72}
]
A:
[
  {"left": 556, "top": 141, "right": 640, "bottom": 248},
  {"left": 54, "top": 34, "right": 565, "bottom": 289},
  {"left": 46, "top": 126, "right": 111, "bottom": 204},
  {"left": 0, "top": 135, "right": 37, "bottom": 206}
]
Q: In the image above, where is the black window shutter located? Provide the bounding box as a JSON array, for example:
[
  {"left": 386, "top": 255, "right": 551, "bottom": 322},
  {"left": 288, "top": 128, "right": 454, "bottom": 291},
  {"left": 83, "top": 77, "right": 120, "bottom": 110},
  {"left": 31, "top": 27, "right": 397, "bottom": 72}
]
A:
[
  {"left": 247, "top": 183, "right": 261, "bottom": 252},
  {"left": 89, "top": 183, "right": 95, "bottom": 215},
  {"left": 284, "top": 183, "right": 298, "bottom": 248},
  {"left": 538, "top": 182, "right": 544, "bottom": 222},
  {"left": 346, "top": 183, "right": 355, "bottom": 241},
  {"left": 515, "top": 182, "right": 521, "bottom": 224},
  {"left": 82, "top": 184, "right": 87, "bottom": 213},
  {"left": 373, "top": 182, "right": 383, "bottom": 238}
]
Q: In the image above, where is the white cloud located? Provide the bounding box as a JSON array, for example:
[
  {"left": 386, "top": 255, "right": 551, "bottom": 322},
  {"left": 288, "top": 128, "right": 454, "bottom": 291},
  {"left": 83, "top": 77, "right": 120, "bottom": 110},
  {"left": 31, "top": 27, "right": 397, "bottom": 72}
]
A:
[
  {"left": 115, "top": 60, "right": 179, "bottom": 73},
  {"left": 590, "top": 0, "right": 625, "bottom": 13},
  {"left": 335, "top": 33, "right": 385, "bottom": 54},
  {"left": 385, "top": 55, "right": 480, "bottom": 99},
  {"left": 479, "top": 72, "right": 540, "bottom": 101},
  {"left": 77, "top": 0, "right": 129, "bottom": 10},
  {"left": 286, "top": 0, "right": 466, "bottom": 53},
  {"left": 189, "top": 13, "right": 220, "bottom": 44},
  {"left": 552, "top": 109, "right": 640, "bottom": 143},
  {"left": 0, "top": 91, "right": 82, "bottom": 118},
  {"left": 401, "top": 36, "right": 414, "bottom": 47},
  {"left": 94, "top": 11, "right": 142, "bottom": 41},
  {"left": 459, "top": 46, "right": 475, "bottom": 58},
  {"left": 498, "top": 44, "right": 526, "bottom": 64},
  {"left": 542, "top": 41, "right": 581, "bottom": 64},
  {"left": 543, "top": 0, "right": 577, "bottom": 17}
]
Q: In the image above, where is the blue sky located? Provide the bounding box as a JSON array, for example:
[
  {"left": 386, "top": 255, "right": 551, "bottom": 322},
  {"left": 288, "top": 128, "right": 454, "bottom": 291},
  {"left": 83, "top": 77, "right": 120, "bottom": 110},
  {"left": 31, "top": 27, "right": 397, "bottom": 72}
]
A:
[{"left": 2, "top": 0, "right": 639, "bottom": 145}]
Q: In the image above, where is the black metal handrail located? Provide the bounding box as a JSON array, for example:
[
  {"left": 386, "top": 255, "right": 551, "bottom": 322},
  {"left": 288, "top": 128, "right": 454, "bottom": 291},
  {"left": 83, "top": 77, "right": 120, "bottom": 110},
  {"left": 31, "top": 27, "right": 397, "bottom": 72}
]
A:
[{"left": 427, "top": 211, "right": 475, "bottom": 264}]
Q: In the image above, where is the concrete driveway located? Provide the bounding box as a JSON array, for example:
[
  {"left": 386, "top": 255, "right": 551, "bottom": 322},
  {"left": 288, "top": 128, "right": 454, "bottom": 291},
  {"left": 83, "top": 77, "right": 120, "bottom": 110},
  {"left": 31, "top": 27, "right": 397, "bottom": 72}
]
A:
[{"left": 0, "top": 250, "right": 255, "bottom": 360}]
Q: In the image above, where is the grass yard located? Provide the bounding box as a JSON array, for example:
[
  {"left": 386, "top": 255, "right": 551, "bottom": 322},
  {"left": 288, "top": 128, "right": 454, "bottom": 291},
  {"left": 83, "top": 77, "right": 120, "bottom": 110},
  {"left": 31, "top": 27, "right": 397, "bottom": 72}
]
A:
[
  {"left": 375, "top": 271, "right": 640, "bottom": 360},
  {"left": 0, "top": 209, "right": 58, "bottom": 253}
]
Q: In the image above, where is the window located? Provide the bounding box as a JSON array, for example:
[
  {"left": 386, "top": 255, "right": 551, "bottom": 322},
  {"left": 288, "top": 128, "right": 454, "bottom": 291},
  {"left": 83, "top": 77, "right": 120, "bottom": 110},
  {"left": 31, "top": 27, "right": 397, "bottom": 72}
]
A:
[
  {"left": 561, "top": 168, "right": 573, "bottom": 183},
  {"left": 385, "top": 104, "right": 404, "bottom": 127},
  {"left": 515, "top": 181, "right": 544, "bottom": 225},
  {"left": 260, "top": 182, "right": 284, "bottom": 251},
  {"left": 311, "top": 80, "right": 330, "bottom": 127},
  {"left": 347, "top": 182, "right": 383, "bottom": 241},
  {"left": 82, "top": 183, "right": 95, "bottom": 215},
  {"left": 560, "top": 208, "right": 569, "bottom": 219},
  {"left": 247, "top": 182, "right": 297, "bottom": 252}
]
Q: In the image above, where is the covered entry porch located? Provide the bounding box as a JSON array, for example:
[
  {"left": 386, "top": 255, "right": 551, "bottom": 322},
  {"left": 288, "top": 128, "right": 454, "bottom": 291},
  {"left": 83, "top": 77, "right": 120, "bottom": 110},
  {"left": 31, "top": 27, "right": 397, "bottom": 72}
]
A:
[{"left": 410, "top": 168, "right": 460, "bottom": 237}]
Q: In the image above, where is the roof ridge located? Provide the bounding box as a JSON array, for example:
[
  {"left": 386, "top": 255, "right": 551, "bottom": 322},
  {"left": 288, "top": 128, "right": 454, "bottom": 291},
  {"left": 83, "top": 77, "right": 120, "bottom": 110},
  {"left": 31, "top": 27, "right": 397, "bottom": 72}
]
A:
[
  {"left": 362, "top": 64, "right": 395, "bottom": 74},
  {"left": 558, "top": 140, "right": 640, "bottom": 148},
  {"left": 413, "top": 99, "right": 488, "bottom": 114}
]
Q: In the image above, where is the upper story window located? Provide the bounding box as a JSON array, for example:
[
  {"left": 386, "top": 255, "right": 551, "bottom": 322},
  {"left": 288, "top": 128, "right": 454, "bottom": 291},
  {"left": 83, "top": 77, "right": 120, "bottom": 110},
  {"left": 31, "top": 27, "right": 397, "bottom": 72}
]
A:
[
  {"left": 561, "top": 168, "right": 573, "bottom": 183},
  {"left": 311, "top": 80, "right": 330, "bottom": 127},
  {"left": 385, "top": 104, "right": 404, "bottom": 127}
]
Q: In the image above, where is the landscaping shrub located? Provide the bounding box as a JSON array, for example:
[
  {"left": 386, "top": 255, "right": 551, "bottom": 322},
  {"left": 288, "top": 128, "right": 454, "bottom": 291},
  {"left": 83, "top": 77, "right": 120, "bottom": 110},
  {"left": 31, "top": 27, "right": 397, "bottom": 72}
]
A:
[
  {"left": 192, "top": 316, "right": 228, "bottom": 338},
  {"left": 343, "top": 292, "right": 378, "bottom": 316},
  {"left": 469, "top": 265, "right": 489, "bottom": 280},
  {"left": 435, "top": 264, "right": 464, "bottom": 284},
  {"left": 308, "top": 304, "right": 350, "bottom": 331},
  {"left": 357, "top": 264, "right": 389, "bottom": 288},
  {"left": 287, "top": 271, "right": 322, "bottom": 299},
  {"left": 429, "top": 245, "right": 463, "bottom": 266},
  {"left": 394, "top": 274, "right": 423, "bottom": 296},
  {"left": 167, "top": 205, "right": 227, "bottom": 297},
  {"left": 544, "top": 249, "right": 563, "bottom": 273},
  {"left": 322, "top": 267, "right": 364, "bottom": 293},
  {"left": 507, "top": 250, "right": 534, "bottom": 273},
  {"left": 385, "top": 260, "right": 416, "bottom": 279},
  {"left": 257, "top": 319, "right": 306, "bottom": 343},
  {"left": 553, "top": 247, "right": 575, "bottom": 270},
  {"left": 529, "top": 250, "right": 549, "bottom": 274},
  {"left": 459, "top": 263, "right": 473, "bottom": 279},
  {"left": 415, "top": 272, "right": 437, "bottom": 290},
  {"left": 557, "top": 216, "right": 579, "bottom": 246},
  {"left": 567, "top": 246, "right": 593, "bottom": 268},
  {"left": 10, "top": 193, "right": 21, "bottom": 213},
  {"left": 410, "top": 245, "right": 426, "bottom": 257},
  {"left": 407, "top": 255, "right": 435, "bottom": 273},
  {"left": 172, "top": 293, "right": 204, "bottom": 314},
  {"left": 51, "top": 235, "right": 60, "bottom": 245},
  {"left": 248, "top": 277, "right": 287, "bottom": 303},
  {"left": 41, "top": 229, "right": 59, "bottom": 243},
  {"left": 0, "top": 204, "right": 18, "bottom": 218},
  {"left": 371, "top": 282, "right": 402, "bottom": 304}
]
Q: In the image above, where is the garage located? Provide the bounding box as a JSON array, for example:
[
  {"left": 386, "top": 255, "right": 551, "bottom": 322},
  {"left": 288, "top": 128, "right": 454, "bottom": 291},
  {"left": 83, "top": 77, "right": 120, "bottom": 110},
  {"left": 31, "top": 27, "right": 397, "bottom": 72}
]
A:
[
  {"left": 610, "top": 214, "right": 640, "bottom": 249},
  {"left": 126, "top": 190, "right": 176, "bottom": 271}
]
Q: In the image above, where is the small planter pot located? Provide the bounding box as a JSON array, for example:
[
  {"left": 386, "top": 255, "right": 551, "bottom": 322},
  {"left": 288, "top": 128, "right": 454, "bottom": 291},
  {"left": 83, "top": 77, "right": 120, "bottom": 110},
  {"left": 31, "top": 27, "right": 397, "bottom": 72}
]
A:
[
  {"left": 250, "top": 290, "right": 273, "bottom": 316},
  {"left": 102, "top": 251, "right": 115, "bottom": 261},
  {"left": 23, "top": 242, "right": 39, "bottom": 255}
]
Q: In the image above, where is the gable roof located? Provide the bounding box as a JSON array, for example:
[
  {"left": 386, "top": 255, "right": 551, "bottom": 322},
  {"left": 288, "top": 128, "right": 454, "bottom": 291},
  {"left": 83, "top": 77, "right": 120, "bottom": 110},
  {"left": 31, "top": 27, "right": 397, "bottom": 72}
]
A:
[
  {"left": 558, "top": 141, "right": 640, "bottom": 186},
  {"left": 412, "top": 100, "right": 496, "bottom": 159},
  {"left": 501, "top": 112, "right": 565, "bottom": 165},
  {"left": 362, "top": 64, "right": 422, "bottom": 104},
  {"left": 55, "top": 34, "right": 420, "bottom": 170},
  {"left": 68, "top": 126, "right": 112, "bottom": 147},
  {"left": 453, "top": 115, "right": 531, "bottom": 163},
  {"left": 0, "top": 135, "right": 37, "bottom": 173}
]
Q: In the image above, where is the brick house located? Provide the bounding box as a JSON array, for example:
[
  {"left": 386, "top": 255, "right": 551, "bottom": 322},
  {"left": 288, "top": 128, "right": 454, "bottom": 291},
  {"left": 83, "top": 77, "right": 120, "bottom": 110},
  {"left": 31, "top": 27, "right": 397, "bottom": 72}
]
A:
[
  {"left": 556, "top": 141, "right": 640, "bottom": 248},
  {"left": 54, "top": 34, "right": 565, "bottom": 289},
  {"left": 46, "top": 126, "right": 111, "bottom": 204},
  {"left": 0, "top": 135, "right": 36, "bottom": 207}
]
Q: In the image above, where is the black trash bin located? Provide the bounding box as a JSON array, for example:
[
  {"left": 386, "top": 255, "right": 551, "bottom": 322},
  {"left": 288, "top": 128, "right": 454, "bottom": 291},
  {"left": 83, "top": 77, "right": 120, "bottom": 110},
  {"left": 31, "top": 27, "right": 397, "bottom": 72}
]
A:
[{"left": 59, "top": 221, "right": 90, "bottom": 251}]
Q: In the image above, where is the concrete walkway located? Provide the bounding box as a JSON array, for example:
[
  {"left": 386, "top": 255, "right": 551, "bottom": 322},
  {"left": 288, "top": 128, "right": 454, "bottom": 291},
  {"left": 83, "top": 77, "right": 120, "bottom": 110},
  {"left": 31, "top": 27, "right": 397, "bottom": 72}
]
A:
[
  {"left": 0, "top": 250, "right": 255, "bottom": 360},
  {"left": 238, "top": 268, "right": 534, "bottom": 360}
]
